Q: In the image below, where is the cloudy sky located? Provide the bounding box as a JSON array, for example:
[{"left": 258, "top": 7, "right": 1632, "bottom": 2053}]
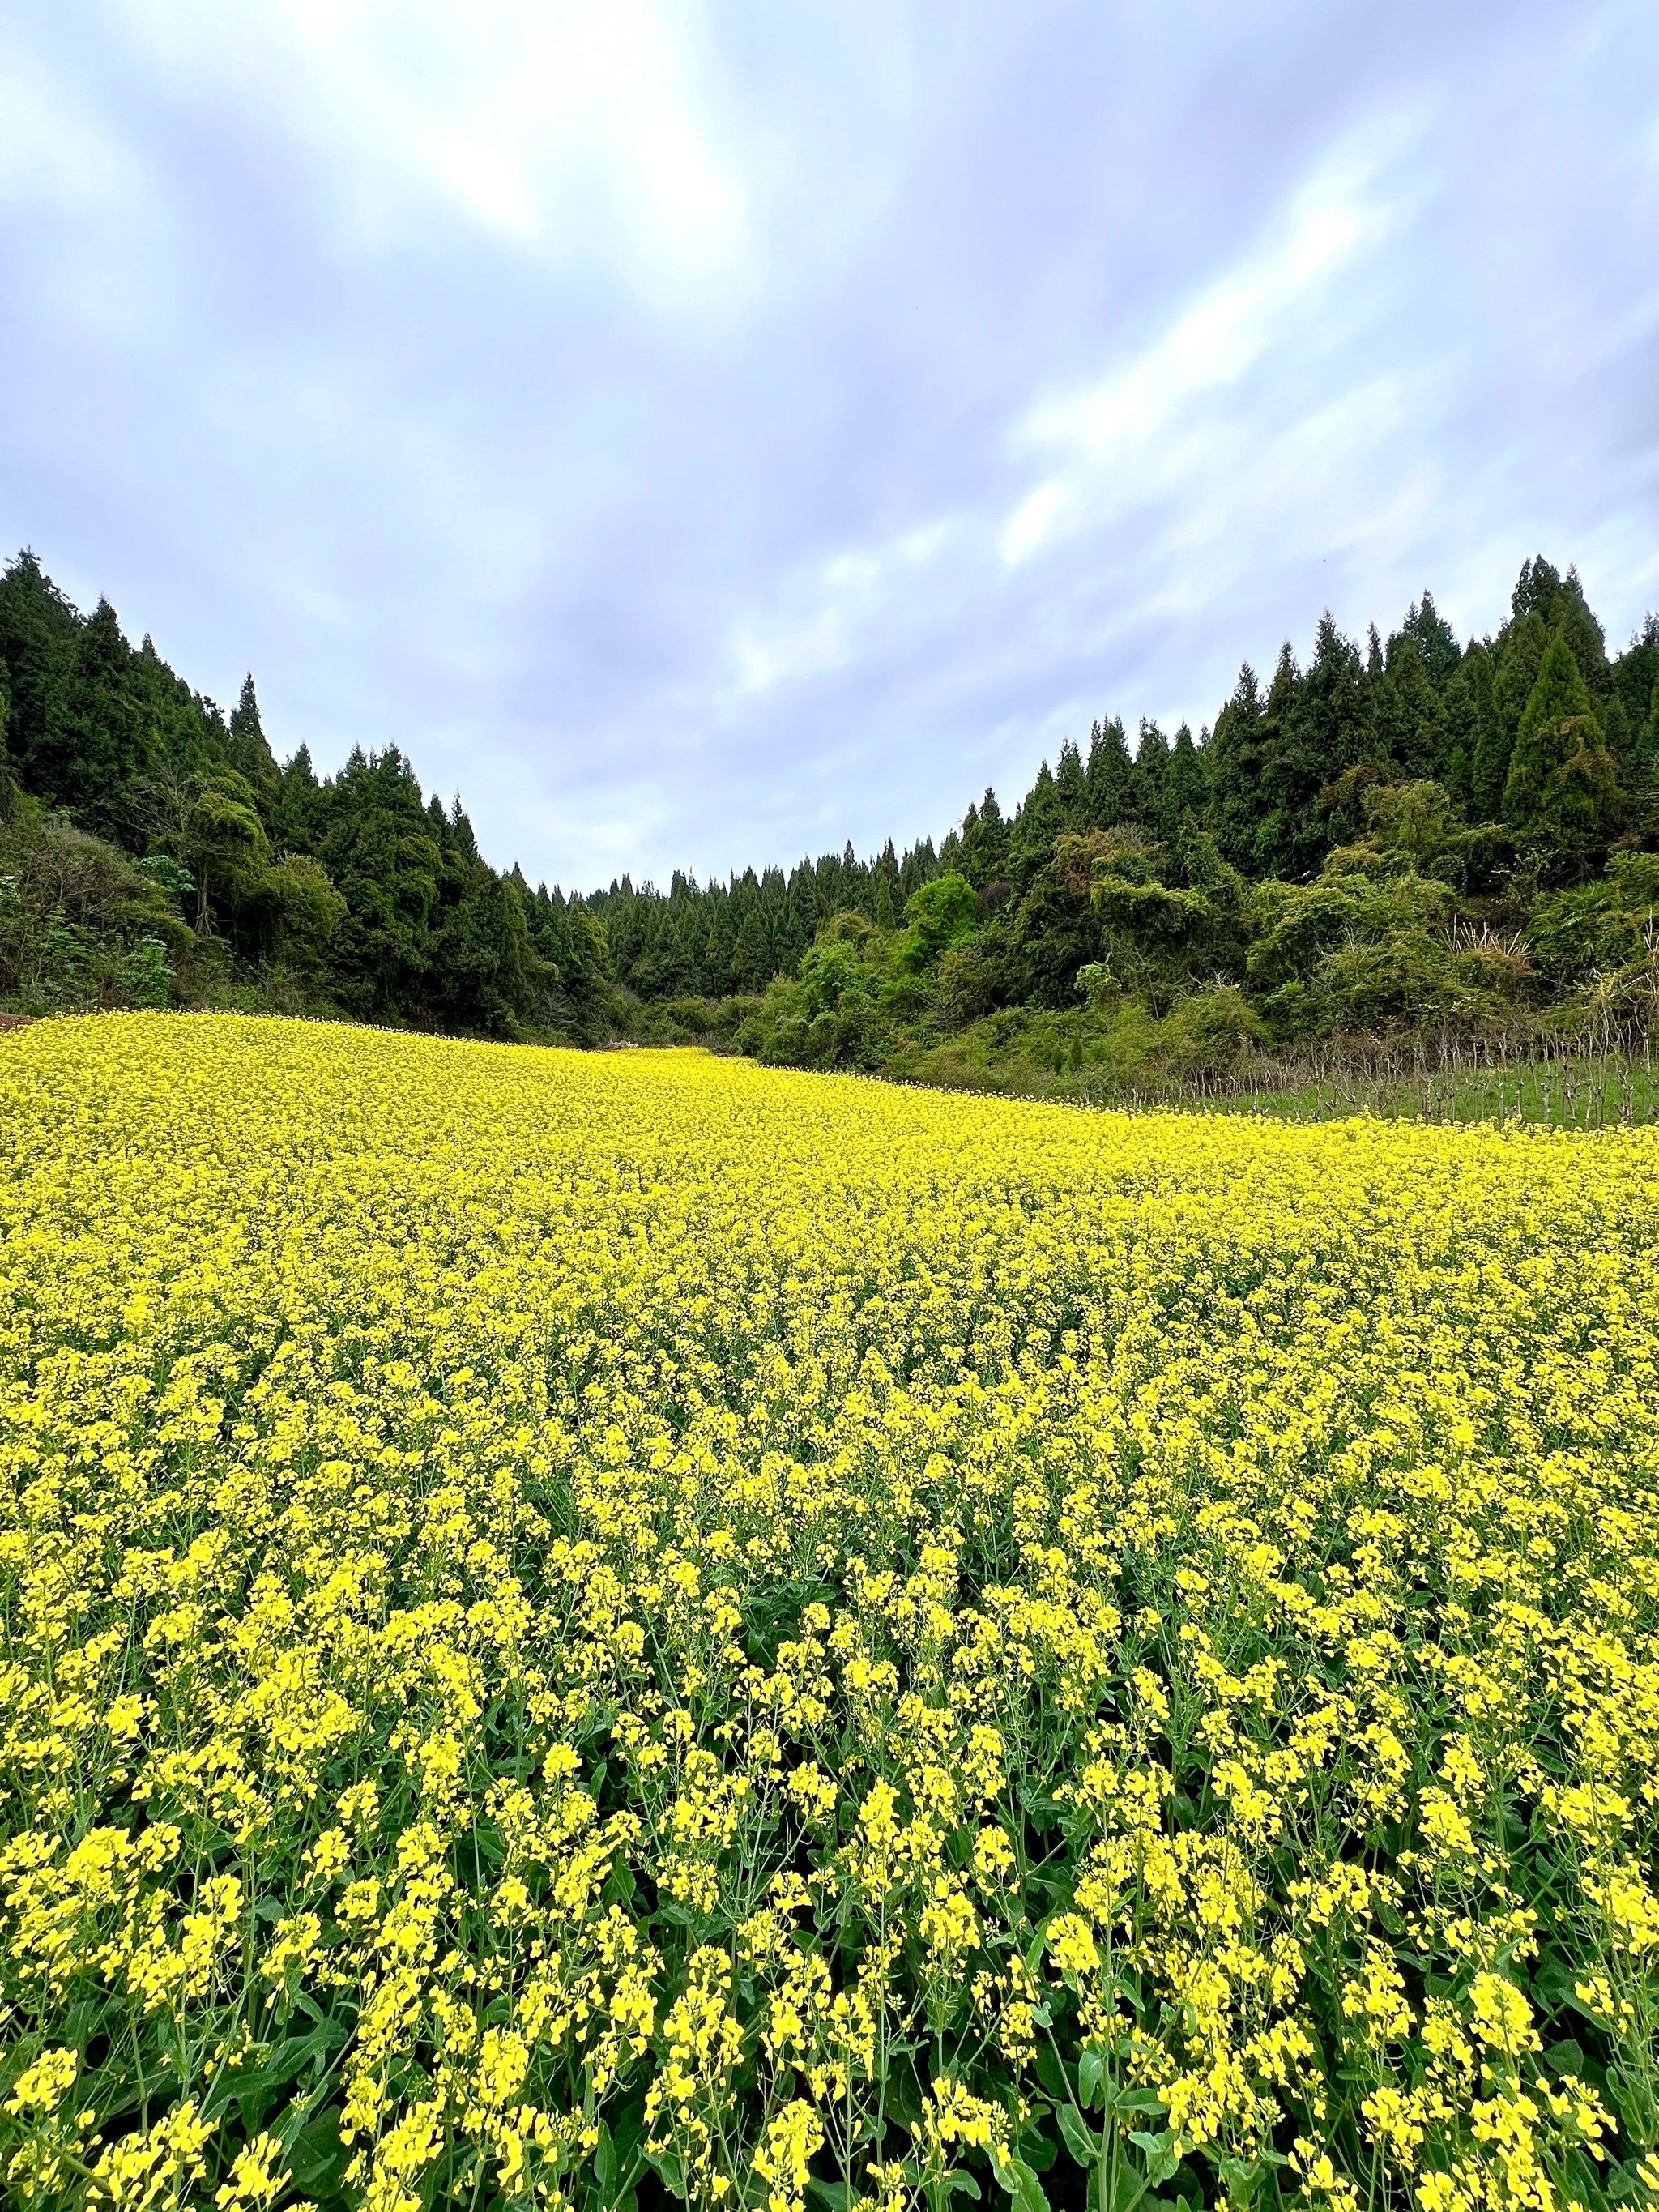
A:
[{"left": 2, "top": 2, "right": 1657, "bottom": 890}]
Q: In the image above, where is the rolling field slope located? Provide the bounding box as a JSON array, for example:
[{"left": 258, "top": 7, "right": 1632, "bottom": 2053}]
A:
[{"left": 2, "top": 1017, "right": 1657, "bottom": 2212}]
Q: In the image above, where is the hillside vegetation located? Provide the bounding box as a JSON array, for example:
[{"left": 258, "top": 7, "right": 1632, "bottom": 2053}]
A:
[{"left": 3, "top": 553, "right": 1657, "bottom": 1096}]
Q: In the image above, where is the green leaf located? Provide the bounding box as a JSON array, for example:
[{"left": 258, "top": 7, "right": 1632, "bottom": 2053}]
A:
[
  {"left": 1056, "top": 2103, "right": 1102, "bottom": 2168},
  {"left": 1077, "top": 2051, "right": 1104, "bottom": 2109},
  {"left": 999, "top": 2156, "right": 1050, "bottom": 2212},
  {"left": 285, "top": 2104, "right": 347, "bottom": 2197},
  {"left": 643, "top": 2145, "right": 686, "bottom": 2197},
  {"left": 1033, "top": 2043, "right": 1069, "bottom": 2103},
  {"left": 1128, "top": 2133, "right": 1179, "bottom": 2186},
  {"left": 1020, "top": 2133, "right": 1057, "bottom": 2176}
]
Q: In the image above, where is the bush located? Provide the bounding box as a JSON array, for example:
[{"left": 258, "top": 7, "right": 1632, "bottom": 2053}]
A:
[
  {"left": 0, "top": 803, "right": 186, "bottom": 1011},
  {"left": 1157, "top": 984, "right": 1266, "bottom": 1075}
]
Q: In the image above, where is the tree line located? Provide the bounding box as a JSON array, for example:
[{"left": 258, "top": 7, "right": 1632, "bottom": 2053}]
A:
[
  {"left": 0, "top": 551, "right": 611, "bottom": 1038},
  {"left": 3, "top": 544, "right": 1657, "bottom": 1087}
]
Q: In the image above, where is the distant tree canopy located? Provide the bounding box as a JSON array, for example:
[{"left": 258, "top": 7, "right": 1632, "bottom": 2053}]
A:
[
  {"left": 3, "top": 545, "right": 1657, "bottom": 1067},
  {"left": 0, "top": 551, "right": 612, "bottom": 1038}
]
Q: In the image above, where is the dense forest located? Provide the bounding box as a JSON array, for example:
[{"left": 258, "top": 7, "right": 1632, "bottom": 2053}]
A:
[
  {"left": 0, "top": 552, "right": 613, "bottom": 1041},
  {"left": 3, "top": 545, "right": 1658, "bottom": 1092}
]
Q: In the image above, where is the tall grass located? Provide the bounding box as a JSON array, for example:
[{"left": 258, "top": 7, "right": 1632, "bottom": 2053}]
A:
[{"left": 1067, "top": 1032, "right": 1659, "bottom": 1129}]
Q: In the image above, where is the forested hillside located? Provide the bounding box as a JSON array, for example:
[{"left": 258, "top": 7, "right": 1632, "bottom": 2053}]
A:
[
  {"left": 3, "top": 544, "right": 1658, "bottom": 1087},
  {"left": 0, "top": 553, "right": 612, "bottom": 1037}
]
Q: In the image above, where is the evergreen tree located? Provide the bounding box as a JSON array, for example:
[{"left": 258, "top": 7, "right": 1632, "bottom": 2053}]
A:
[
  {"left": 52, "top": 598, "right": 150, "bottom": 836},
  {"left": 1612, "top": 614, "right": 1659, "bottom": 762},
  {"left": 1504, "top": 634, "right": 1621, "bottom": 865},
  {"left": 1084, "top": 717, "right": 1138, "bottom": 826},
  {"left": 1133, "top": 720, "right": 1170, "bottom": 827},
  {"left": 1160, "top": 723, "right": 1209, "bottom": 840},
  {"left": 1392, "top": 591, "right": 1461, "bottom": 689},
  {"left": 783, "top": 863, "right": 821, "bottom": 971},
  {"left": 898, "top": 838, "right": 936, "bottom": 897},
  {"left": 1374, "top": 635, "right": 1444, "bottom": 780},
  {"left": 1554, "top": 569, "right": 1611, "bottom": 696},
  {"left": 1009, "top": 762, "right": 1063, "bottom": 886},
  {"left": 1484, "top": 612, "right": 1549, "bottom": 813},
  {"left": 0, "top": 551, "right": 79, "bottom": 804},
  {"left": 1512, "top": 555, "right": 1565, "bottom": 625},
  {"left": 1440, "top": 645, "right": 1497, "bottom": 813},
  {"left": 1206, "top": 666, "right": 1267, "bottom": 871},
  {"left": 1054, "top": 738, "right": 1088, "bottom": 826},
  {"left": 958, "top": 789, "right": 1010, "bottom": 888},
  {"left": 702, "top": 894, "right": 736, "bottom": 996},
  {"left": 313, "top": 747, "right": 445, "bottom": 1021},
  {"left": 1255, "top": 634, "right": 1346, "bottom": 879},
  {"left": 1256, "top": 637, "right": 1318, "bottom": 876},
  {"left": 228, "top": 674, "right": 279, "bottom": 807},
  {"left": 130, "top": 635, "right": 220, "bottom": 778},
  {"left": 730, "top": 893, "right": 772, "bottom": 992}
]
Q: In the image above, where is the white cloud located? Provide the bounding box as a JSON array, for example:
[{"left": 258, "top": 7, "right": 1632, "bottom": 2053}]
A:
[
  {"left": 728, "top": 520, "right": 957, "bottom": 697},
  {"left": 1000, "top": 108, "right": 1429, "bottom": 566},
  {"left": 110, "top": 0, "right": 751, "bottom": 301},
  {"left": 711, "top": 110, "right": 1446, "bottom": 745}
]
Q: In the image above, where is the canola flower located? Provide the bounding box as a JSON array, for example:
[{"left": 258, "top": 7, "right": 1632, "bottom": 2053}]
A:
[{"left": 1, "top": 1013, "right": 1657, "bottom": 2212}]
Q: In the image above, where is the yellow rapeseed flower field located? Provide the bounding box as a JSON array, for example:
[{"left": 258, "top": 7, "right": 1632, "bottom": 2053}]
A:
[{"left": 2, "top": 1014, "right": 1658, "bottom": 2212}]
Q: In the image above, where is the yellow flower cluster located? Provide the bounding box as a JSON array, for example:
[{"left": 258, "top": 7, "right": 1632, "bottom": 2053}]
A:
[{"left": 2, "top": 1012, "right": 1657, "bottom": 2212}]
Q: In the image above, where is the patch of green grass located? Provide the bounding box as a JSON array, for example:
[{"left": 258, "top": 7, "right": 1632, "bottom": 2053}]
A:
[{"left": 1102, "top": 1054, "right": 1659, "bottom": 1129}]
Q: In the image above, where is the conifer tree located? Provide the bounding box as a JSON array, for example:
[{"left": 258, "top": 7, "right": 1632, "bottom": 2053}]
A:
[
  {"left": 42, "top": 598, "right": 148, "bottom": 837},
  {"left": 958, "top": 788, "right": 1010, "bottom": 887},
  {"left": 1084, "top": 717, "right": 1137, "bottom": 826},
  {"left": 1054, "top": 738, "right": 1088, "bottom": 826},
  {"left": 898, "top": 838, "right": 936, "bottom": 897},
  {"left": 228, "top": 674, "right": 279, "bottom": 805},
  {"left": 1253, "top": 638, "right": 1326, "bottom": 878},
  {"left": 1393, "top": 591, "right": 1461, "bottom": 689},
  {"left": 1160, "top": 723, "right": 1209, "bottom": 840},
  {"left": 1205, "top": 667, "right": 1266, "bottom": 871},
  {"left": 1512, "top": 555, "right": 1564, "bottom": 625},
  {"left": 1554, "top": 569, "right": 1611, "bottom": 697},
  {"left": 1484, "top": 611, "right": 1549, "bottom": 812},
  {"left": 1375, "top": 635, "right": 1445, "bottom": 779},
  {"left": 702, "top": 896, "right": 736, "bottom": 996},
  {"left": 1503, "top": 634, "right": 1621, "bottom": 865},
  {"left": 1612, "top": 614, "right": 1659, "bottom": 761},
  {"left": 731, "top": 897, "right": 772, "bottom": 991},
  {"left": 1009, "top": 761, "right": 1063, "bottom": 886},
  {"left": 1134, "top": 720, "right": 1169, "bottom": 826},
  {"left": 784, "top": 864, "right": 821, "bottom": 967},
  {"left": 1256, "top": 617, "right": 1384, "bottom": 876},
  {"left": 1440, "top": 646, "right": 1496, "bottom": 813},
  {"left": 0, "top": 551, "right": 79, "bottom": 802}
]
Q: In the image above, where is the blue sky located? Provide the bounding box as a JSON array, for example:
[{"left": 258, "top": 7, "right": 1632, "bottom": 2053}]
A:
[{"left": 2, "top": 2, "right": 1657, "bottom": 891}]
